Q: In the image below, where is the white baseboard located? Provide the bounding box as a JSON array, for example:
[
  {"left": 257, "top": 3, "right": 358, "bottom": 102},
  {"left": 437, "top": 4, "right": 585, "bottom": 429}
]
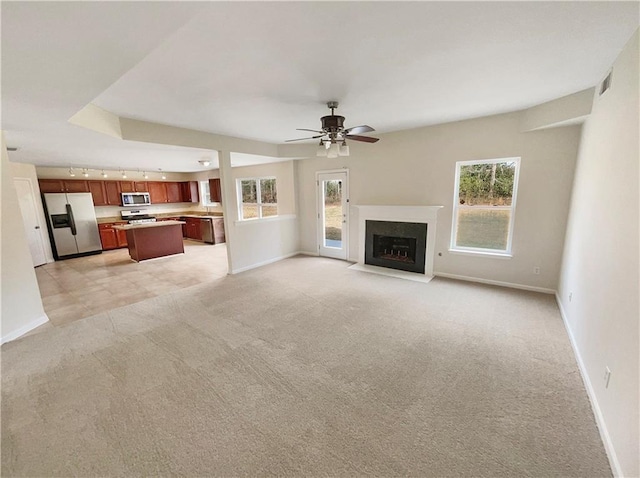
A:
[
  {"left": 230, "top": 251, "right": 301, "bottom": 274},
  {"left": 1, "top": 314, "right": 49, "bottom": 345},
  {"left": 555, "top": 294, "right": 621, "bottom": 477},
  {"left": 298, "top": 251, "right": 319, "bottom": 256},
  {"left": 434, "top": 272, "right": 555, "bottom": 294}
]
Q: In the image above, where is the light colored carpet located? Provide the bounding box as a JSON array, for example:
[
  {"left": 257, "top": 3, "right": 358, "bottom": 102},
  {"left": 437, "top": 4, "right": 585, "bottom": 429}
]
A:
[{"left": 1, "top": 256, "right": 610, "bottom": 477}]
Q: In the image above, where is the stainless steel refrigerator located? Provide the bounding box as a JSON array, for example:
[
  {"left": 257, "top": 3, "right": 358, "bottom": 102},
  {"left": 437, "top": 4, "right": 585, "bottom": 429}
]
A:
[{"left": 43, "top": 193, "right": 102, "bottom": 260}]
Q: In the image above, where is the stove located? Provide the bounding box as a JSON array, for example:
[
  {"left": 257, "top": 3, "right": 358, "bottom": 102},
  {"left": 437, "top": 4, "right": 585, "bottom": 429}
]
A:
[{"left": 121, "top": 209, "right": 156, "bottom": 224}]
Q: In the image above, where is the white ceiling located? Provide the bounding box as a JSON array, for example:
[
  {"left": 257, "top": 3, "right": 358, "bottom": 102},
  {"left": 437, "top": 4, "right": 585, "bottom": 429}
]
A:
[{"left": 2, "top": 2, "right": 638, "bottom": 172}]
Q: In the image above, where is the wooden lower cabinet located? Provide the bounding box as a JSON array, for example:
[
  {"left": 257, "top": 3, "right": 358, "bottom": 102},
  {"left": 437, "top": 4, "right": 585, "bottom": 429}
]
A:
[
  {"left": 99, "top": 222, "right": 128, "bottom": 250},
  {"left": 185, "top": 218, "right": 202, "bottom": 240}
]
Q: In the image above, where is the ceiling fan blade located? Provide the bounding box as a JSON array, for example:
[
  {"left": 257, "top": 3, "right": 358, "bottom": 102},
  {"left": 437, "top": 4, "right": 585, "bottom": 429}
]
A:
[
  {"left": 344, "top": 125, "right": 375, "bottom": 135},
  {"left": 285, "top": 134, "right": 325, "bottom": 142},
  {"left": 297, "top": 128, "right": 324, "bottom": 134},
  {"left": 346, "top": 134, "right": 380, "bottom": 143}
]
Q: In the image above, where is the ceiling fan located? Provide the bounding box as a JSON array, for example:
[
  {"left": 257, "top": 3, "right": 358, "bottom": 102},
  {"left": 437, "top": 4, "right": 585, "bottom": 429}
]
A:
[{"left": 286, "top": 101, "right": 379, "bottom": 157}]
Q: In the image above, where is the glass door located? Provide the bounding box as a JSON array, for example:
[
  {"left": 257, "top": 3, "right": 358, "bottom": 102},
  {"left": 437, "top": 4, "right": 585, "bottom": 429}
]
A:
[{"left": 317, "top": 171, "right": 348, "bottom": 260}]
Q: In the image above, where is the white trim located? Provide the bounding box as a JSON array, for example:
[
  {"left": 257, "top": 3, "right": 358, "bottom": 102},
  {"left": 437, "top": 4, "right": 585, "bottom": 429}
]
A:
[
  {"left": 447, "top": 248, "right": 513, "bottom": 259},
  {"left": 234, "top": 214, "right": 295, "bottom": 226},
  {"left": 555, "top": 293, "right": 621, "bottom": 477},
  {"left": 1, "top": 314, "right": 49, "bottom": 345},
  {"left": 229, "top": 251, "right": 300, "bottom": 274},
  {"left": 298, "top": 250, "right": 319, "bottom": 256},
  {"left": 450, "top": 157, "right": 521, "bottom": 255},
  {"left": 434, "top": 271, "right": 555, "bottom": 294}
]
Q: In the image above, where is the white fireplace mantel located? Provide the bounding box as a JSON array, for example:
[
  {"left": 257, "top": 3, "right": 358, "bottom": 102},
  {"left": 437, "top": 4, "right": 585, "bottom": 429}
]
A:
[{"left": 351, "top": 205, "right": 443, "bottom": 282}]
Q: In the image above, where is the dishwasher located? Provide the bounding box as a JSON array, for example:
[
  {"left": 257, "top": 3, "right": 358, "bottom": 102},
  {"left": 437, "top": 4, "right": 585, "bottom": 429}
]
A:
[{"left": 200, "top": 218, "right": 215, "bottom": 244}]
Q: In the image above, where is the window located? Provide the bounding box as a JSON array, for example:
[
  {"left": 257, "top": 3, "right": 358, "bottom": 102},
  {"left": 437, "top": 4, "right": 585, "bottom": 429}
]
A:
[
  {"left": 237, "top": 177, "right": 277, "bottom": 220},
  {"left": 450, "top": 158, "right": 520, "bottom": 255},
  {"left": 199, "top": 180, "right": 217, "bottom": 206}
]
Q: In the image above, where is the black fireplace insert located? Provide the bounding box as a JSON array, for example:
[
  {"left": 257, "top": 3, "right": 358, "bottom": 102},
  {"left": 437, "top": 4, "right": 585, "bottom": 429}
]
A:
[{"left": 365, "top": 220, "right": 427, "bottom": 273}]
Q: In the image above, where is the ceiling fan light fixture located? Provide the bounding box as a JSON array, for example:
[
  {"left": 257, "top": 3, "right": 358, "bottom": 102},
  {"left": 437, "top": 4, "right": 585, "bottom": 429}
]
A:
[
  {"left": 339, "top": 141, "right": 350, "bottom": 157},
  {"left": 327, "top": 142, "right": 339, "bottom": 158}
]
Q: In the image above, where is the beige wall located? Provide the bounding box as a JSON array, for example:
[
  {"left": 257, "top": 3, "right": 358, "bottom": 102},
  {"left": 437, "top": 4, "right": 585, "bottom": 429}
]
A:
[
  {"left": 296, "top": 111, "right": 580, "bottom": 291},
  {"left": 558, "top": 30, "right": 639, "bottom": 477},
  {"left": 1, "top": 134, "right": 49, "bottom": 343},
  {"left": 222, "top": 159, "right": 299, "bottom": 273}
]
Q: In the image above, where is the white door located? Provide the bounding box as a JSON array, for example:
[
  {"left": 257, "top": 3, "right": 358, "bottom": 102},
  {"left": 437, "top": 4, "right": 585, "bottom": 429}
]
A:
[
  {"left": 317, "top": 170, "right": 349, "bottom": 260},
  {"left": 14, "top": 178, "right": 47, "bottom": 266}
]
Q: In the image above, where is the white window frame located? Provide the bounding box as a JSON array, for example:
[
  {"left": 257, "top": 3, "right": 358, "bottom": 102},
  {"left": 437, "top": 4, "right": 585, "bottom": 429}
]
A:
[
  {"left": 236, "top": 176, "right": 278, "bottom": 221},
  {"left": 449, "top": 157, "right": 521, "bottom": 257}
]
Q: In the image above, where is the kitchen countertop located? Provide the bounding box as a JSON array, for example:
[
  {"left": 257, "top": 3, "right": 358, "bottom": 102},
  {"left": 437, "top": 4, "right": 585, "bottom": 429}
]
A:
[{"left": 112, "top": 220, "right": 186, "bottom": 230}]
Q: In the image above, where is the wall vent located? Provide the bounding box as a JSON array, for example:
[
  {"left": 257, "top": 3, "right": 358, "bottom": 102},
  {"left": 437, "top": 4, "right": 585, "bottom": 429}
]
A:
[{"left": 599, "top": 70, "right": 612, "bottom": 96}]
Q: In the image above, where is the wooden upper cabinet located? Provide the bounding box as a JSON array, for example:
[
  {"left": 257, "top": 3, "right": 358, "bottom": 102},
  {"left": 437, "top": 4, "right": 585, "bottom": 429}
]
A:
[
  {"left": 134, "top": 181, "right": 148, "bottom": 192},
  {"left": 104, "top": 181, "right": 121, "bottom": 206},
  {"left": 209, "top": 178, "right": 222, "bottom": 203},
  {"left": 88, "top": 181, "right": 107, "bottom": 206},
  {"left": 63, "top": 180, "right": 90, "bottom": 193},
  {"left": 120, "top": 181, "right": 135, "bottom": 193},
  {"left": 148, "top": 182, "right": 168, "bottom": 204},
  {"left": 180, "top": 181, "right": 199, "bottom": 203},
  {"left": 166, "top": 182, "right": 181, "bottom": 203},
  {"left": 38, "top": 179, "right": 65, "bottom": 193}
]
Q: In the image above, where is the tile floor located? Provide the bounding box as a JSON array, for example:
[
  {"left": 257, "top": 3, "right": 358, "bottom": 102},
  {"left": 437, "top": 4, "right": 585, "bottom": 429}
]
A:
[{"left": 35, "top": 241, "right": 228, "bottom": 326}]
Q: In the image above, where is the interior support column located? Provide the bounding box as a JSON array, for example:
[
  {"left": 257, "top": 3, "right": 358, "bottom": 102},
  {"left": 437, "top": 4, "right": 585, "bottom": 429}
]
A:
[{"left": 218, "top": 150, "right": 236, "bottom": 274}]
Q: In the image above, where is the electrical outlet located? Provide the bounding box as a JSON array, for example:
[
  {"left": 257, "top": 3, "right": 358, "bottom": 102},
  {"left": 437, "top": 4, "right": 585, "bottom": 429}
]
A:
[
  {"left": 604, "top": 367, "right": 611, "bottom": 388},
  {"left": 569, "top": 292, "right": 573, "bottom": 302},
  {"left": 533, "top": 266, "right": 540, "bottom": 275}
]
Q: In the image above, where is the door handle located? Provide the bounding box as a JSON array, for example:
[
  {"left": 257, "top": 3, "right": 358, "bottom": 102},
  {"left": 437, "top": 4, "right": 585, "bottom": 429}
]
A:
[{"left": 34, "top": 226, "right": 40, "bottom": 229}]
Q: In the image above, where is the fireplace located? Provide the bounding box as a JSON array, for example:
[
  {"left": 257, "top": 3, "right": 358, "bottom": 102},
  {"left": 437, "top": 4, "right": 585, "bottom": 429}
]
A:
[
  {"left": 365, "top": 220, "right": 427, "bottom": 273},
  {"left": 351, "top": 205, "right": 442, "bottom": 282}
]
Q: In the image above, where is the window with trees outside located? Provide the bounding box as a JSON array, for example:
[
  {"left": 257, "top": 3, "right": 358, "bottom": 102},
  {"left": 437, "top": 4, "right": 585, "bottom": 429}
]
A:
[
  {"left": 451, "top": 158, "right": 520, "bottom": 255},
  {"left": 199, "top": 181, "right": 216, "bottom": 206},
  {"left": 237, "top": 177, "right": 278, "bottom": 220}
]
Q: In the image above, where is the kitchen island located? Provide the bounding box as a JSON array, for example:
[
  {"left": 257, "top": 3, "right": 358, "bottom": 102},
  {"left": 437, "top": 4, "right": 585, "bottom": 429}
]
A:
[{"left": 113, "top": 220, "right": 186, "bottom": 262}]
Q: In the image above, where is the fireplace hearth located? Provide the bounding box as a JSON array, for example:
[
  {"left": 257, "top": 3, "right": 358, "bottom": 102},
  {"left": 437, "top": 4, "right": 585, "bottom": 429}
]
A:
[{"left": 365, "top": 220, "right": 427, "bottom": 274}]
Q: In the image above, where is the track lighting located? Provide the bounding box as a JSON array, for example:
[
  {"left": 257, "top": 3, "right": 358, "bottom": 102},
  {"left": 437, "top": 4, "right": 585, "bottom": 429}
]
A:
[
  {"left": 159, "top": 169, "right": 166, "bottom": 180},
  {"left": 68, "top": 168, "right": 76, "bottom": 177},
  {"left": 82, "top": 169, "right": 89, "bottom": 177},
  {"left": 101, "top": 170, "right": 108, "bottom": 178},
  {"left": 143, "top": 171, "right": 149, "bottom": 179},
  {"left": 121, "top": 170, "right": 127, "bottom": 179}
]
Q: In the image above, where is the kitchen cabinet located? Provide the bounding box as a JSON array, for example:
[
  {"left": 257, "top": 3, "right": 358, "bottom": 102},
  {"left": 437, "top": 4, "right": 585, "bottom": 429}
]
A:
[
  {"left": 98, "top": 223, "right": 118, "bottom": 250},
  {"left": 209, "top": 178, "right": 222, "bottom": 203},
  {"left": 121, "top": 180, "right": 148, "bottom": 193},
  {"left": 134, "top": 181, "right": 148, "bottom": 192},
  {"left": 39, "top": 179, "right": 89, "bottom": 193},
  {"left": 88, "top": 181, "right": 108, "bottom": 206},
  {"left": 120, "top": 181, "right": 135, "bottom": 193},
  {"left": 185, "top": 218, "right": 202, "bottom": 240},
  {"left": 99, "top": 222, "right": 128, "bottom": 250},
  {"left": 148, "top": 182, "right": 168, "bottom": 204},
  {"left": 104, "top": 181, "right": 121, "bottom": 205},
  {"left": 181, "top": 181, "right": 199, "bottom": 203},
  {"left": 38, "top": 179, "right": 65, "bottom": 193},
  {"left": 116, "top": 227, "right": 128, "bottom": 247},
  {"left": 63, "top": 180, "right": 90, "bottom": 193},
  {"left": 166, "top": 182, "right": 181, "bottom": 203}
]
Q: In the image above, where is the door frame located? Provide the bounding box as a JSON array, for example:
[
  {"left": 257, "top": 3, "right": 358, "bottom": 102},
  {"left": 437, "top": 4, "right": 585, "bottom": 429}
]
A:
[{"left": 316, "top": 168, "right": 349, "bottom": 260}]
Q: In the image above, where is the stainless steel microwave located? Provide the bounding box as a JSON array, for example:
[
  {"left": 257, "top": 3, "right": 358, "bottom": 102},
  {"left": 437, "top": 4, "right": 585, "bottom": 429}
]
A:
[{"left": 121, "top": 192, "right": 151, "bottom": 206}]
